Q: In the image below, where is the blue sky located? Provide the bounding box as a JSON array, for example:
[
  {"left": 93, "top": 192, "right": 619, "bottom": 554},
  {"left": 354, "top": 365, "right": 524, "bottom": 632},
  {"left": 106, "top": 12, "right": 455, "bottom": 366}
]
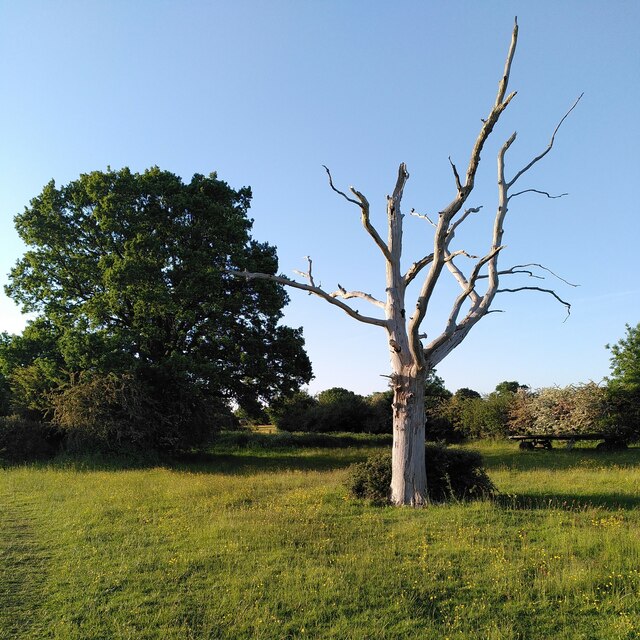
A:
[{"left": 1, "top": 1, "right": 639, "bottom": 396}]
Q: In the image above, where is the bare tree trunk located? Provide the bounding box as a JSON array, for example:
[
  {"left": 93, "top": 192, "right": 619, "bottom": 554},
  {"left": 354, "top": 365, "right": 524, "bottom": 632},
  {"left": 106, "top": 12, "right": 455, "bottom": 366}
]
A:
[
  {"left": 224, "top": 19, "right": 579, "bottom": 508},
  {"left": 390, "top": 363, "right": 427, "bottom": 506}
]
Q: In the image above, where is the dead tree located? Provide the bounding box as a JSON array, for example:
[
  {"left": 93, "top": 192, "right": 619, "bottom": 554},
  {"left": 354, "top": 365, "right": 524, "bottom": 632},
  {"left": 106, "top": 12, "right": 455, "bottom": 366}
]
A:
[{"left": 226, "top": 19, "right": 580, "bottom": 506}]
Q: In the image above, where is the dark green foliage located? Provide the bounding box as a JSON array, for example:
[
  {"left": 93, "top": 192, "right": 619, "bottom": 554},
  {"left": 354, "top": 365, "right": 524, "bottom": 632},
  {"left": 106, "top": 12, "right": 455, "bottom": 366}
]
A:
[
  {"left": 602, "top": 386, "right": 640, "bottom": 443},
  {"left": 3, "top": 167, "right": 312, "bottom": 449},
  {"left": 346, "top": 444, "right": 496, "bottom": 504},
  {"left": 363, "top": 391, "right": 393, "bottom": 434},
  {"left": 494, "top": 380, "right": 528, "bottom": 395},
  {"left": 424, "top": 371, "right": 452, "bottom": 407},
  {"left": 272, "top": 375, "right": 453, "bottom": 436},
  {"left": 0, "top": 374, "right": 10, "bottom": 416},
  {"left": 304, "top": 389, "right": 371, "bottom": 433},
  {"left": 0, "top": 322, "right": 64, "bottom": 419},
  {"left": 454, "top": 387, "right": 482, "bottom": 400},
  {"left": 50, "top": 372, "right": 233, "bottom": 453},
  {"left": 425, "top": 414, "right": 465, "bottom": 443},
  {"left": 270, "top": 389, "right": 377, "bottom": 433},
  {"left": 346, "top": 451, "right": 393, "bottom": 504},
  {"left": 607, "top": 323, "right": 640, "bottom": 389},
  {"left": 268, "top": 391, "right": 318, "bottom": 432},
  {"left": 316, "top": 387, "right": 356, "bottom": 405},
  {"left": 0, "top": 415, "right": 59, "bottom": 462},
  {"left": 605, "top": 324, "right": 640, "bottom": 442},
  {"left": 434, "top": 389, "right": 517, "bottom": 439}
]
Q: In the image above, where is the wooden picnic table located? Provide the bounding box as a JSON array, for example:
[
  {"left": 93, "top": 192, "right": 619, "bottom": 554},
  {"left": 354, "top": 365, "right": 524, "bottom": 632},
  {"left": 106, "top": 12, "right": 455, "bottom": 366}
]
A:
[{"left": 509, "top": 433, "right": 628, "bottom": 451}]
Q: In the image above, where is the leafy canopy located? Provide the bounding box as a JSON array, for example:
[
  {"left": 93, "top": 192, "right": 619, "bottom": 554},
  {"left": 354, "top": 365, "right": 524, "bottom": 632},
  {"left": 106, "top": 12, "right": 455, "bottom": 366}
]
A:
[
  {"left": 5, "top": 167, "right": 312, "bottom": 420},
  {"left": 607, "top": 323, "right": 640, "bottom": 389}
]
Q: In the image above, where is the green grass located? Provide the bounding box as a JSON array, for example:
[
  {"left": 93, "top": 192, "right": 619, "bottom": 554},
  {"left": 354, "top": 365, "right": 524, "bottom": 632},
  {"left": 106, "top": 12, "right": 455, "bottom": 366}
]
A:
[{"left": 2, "top": 437, "right": 640, "bottom": 639}]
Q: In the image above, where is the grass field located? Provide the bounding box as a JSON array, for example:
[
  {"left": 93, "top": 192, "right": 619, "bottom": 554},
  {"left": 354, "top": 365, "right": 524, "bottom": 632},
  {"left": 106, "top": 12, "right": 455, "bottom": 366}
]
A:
[{"left": 2, "top": 435, "right": 640, "bottom": 639}]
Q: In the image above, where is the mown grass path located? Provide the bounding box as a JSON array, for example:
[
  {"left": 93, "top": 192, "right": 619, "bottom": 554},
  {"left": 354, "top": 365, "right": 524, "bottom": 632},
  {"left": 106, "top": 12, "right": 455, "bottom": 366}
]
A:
[
  {"left": 1, "top": 439, "right": 640, "bottom": 639},
  {"left": 0, "top": 484, "right": 48, "bottom": 639}
]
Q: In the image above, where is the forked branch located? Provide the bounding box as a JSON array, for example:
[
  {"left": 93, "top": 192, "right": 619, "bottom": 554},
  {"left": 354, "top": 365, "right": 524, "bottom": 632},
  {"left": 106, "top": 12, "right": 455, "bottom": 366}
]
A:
[
  {"left": 409, "top": 19, "right": 520, "bottom": 360},
  {"left": 331, "top": 284, "right": 385, "bottom": 309},
  {"left": 323, "top": 165, "right": 392, "bottom": 263}
]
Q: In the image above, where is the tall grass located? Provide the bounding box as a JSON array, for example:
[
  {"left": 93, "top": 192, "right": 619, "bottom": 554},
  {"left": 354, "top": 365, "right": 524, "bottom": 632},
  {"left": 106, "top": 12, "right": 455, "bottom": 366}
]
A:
[{"left": 1, "top": 438, "right": 640, "bottom": 639}]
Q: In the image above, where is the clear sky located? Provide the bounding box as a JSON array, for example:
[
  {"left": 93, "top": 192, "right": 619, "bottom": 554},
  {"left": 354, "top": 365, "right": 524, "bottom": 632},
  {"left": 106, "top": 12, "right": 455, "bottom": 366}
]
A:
[{"left": 1, "top": 1, "right": 639, "bottom": 396}]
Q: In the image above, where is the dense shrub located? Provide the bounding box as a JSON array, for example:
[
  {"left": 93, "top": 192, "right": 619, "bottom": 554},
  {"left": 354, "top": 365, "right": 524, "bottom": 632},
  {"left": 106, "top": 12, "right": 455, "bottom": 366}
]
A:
[
  {"left": 424, "top": 414, "right": 465, "bottom": 443},
  {"left": 268, "top": 391, "right": 318, "bottom": 432},
  {"left": 507, "top": 383, "right": 613, "bottom": 437},
  {"left": 271, "top": 388, "right": 390, "bottom": 434},
  {"left": 0, "top": 415, "right": 59, "bottom": 462},
  {"left": 6, "top": 358, "right": 62, "bottom": 421},
  {"left": 364, "top": 391, "right": 393, "bottom": 434},
  {"left": 433, "top": 393, "right": 512, "bottom": 440},
  {"left": 346, "top": 444, "right": 496, "bottom": 504},
  {"left": 51, "top": 372, "right": 226, "bottom": 453},
  {"left": 272, "top": 382, "right": 456, "bottom": 437},
  {"left": 599, "top": 386, "right": 640, "bottom": 443}
]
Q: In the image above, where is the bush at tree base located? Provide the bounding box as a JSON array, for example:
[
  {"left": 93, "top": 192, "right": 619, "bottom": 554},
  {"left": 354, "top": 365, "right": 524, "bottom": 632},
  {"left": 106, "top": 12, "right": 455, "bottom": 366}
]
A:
[{"left": 346, "top": 444, "right": 496, "bottom": 505}]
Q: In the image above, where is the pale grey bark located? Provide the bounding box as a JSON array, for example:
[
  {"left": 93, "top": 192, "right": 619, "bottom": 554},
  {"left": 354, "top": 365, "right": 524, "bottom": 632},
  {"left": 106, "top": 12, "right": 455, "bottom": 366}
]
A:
[{"left": 224, "top": 19, "right": 579, "bottom": 506}]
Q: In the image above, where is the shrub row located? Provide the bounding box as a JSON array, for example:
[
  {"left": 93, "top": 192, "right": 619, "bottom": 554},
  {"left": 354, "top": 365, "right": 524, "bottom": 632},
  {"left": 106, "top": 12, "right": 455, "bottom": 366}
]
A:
[{"left": 269, "top": 389, "right": 392, "bottom": 434}]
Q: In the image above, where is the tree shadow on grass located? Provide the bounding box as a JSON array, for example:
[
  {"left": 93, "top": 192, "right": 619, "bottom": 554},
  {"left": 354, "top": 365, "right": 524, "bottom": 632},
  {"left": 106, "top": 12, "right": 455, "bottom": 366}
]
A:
[
  {"left": 2, "top": 448, "right": 370, "bottom": 476},
  {"left": 481, "top": 446, "right": 640, "bottom": 473},
  {"left": 167, "top": 450, "right": 364, "bottom": 475},
  {"left": 494, "top": 490, "right": 640, "bottom": 511},
  {"left": 1, "top": 431, "right": 391, "bottom": 474}
]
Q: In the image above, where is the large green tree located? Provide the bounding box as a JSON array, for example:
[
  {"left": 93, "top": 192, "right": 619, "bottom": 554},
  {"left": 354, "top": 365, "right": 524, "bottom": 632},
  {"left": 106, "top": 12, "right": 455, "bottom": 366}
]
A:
[
  {"left": 607, "top": 323, "right": 640, "bottom": 389},
  {"left": 605, "top": 323, "right": 640, "bottom": 442},
  {"left": 5, "top": 167, "right": 312, "bottom": 437}
]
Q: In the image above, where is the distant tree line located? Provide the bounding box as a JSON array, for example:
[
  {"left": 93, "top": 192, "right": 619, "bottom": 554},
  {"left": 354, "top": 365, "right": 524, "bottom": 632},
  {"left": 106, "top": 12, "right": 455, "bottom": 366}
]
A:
[{"left": 267, "top": 322, "right": 640, "bottom": 444}]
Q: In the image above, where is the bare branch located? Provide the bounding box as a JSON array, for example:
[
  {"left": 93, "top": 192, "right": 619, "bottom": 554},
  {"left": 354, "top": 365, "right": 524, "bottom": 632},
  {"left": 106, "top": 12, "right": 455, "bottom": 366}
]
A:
[
  {"left": 478, "top": 267, "right": 545, "bottom": 281},
  {"left": 448, "top": 206, "right": 483, "bottom": 239},
  {"left": 520, "top": 263, "right": 578, "bottom": 287},
  {"left": 446, "top": 249, "right": 478, "bottom": 262},
  {"left": 410, "top": 208, "right": 436, "bottom": 227},
  {"left": 507, "top": 93, "right": 584, "bottom": 188},
  {"left": 323, "top": 165, "right": 392, "bottom": 262},
  {"left": 497, "top": 286, "right": 572, "bottom": 319},
  {"left": 322, "top": 165, "right": 360, "bottom": 206},
  {"left": 293, "top": 256, "right": 317, "bottom": 288},
  {"left": 403, "top": 247, "right": 475, "bottom": 289},
  {"left": 387, "top": 163, "right": 410, "bottom": 261},
  {"left": 448, "top": 156, "right": 462, "bottom": 192},
  {"left": 331, "top": 284, "right": 385, "bottom": 309},
  {"left": 224, "top": 269, "right": 388, "bottom": 328},
  {"left": 508, "top": 188, "right": 568, "bottom": 202},
  {"left": 445, "top": 254, "right": 482, "bottom": 307},
  {"left": 463, "top": 19, "right": 519, "bottom": 191},
  {"left": 403, "top": 253, "right": 435, "bottom": 287},
  {"left": 478, "top": 263, "right": 578, "bottom": 287},
  {"left": 496, "top": 17, "right": 519, "bottom": 106}
]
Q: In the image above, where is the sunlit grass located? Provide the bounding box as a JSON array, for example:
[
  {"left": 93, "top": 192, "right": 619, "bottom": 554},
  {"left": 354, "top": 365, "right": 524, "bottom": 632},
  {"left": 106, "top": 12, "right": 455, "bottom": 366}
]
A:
[{"left": 2, "top": 438, "right": 640, "bottom": 638}]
